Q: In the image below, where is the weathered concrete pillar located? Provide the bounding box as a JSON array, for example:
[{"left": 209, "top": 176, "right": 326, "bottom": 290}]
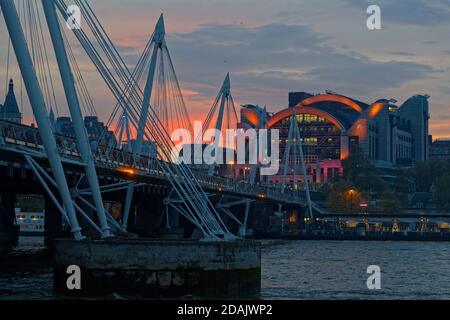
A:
[
  {"left": 252, "top": 202, "right": 277, "bottom": 237},
  {"left": 53, "top": 239, "right": 261, "bottom": 298},
  {"left": 134, "top": 192, "right": 152, "bottom": 237},
  {"left": 298, "top": 206, "right": 306, "bottom": 229},
  {"left": 133, "top": 192, "right": 164, "bottom": 237},
  {"left": 167, "top": 205, "right": 179, "bottom": 229}
]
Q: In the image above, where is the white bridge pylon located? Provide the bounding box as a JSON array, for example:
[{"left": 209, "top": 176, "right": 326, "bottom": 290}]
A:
[
  {"left": 42, "top": 0, "right": 112, "bottom": 238},
  {"left": 121, "top": 15, "right": 166, "bottom": 229},
  {"left": 200, "top": 73, "right": 238, "bottom": 177},
  {"left": 1, "top": 0, "right": 317, "bottom": 240},
  {"left": 281, "top": 109, "right": 313, "bottom": 219},
  {"left": 54, "top": 0, "right": 236, "bottom": 240},
  {"left": 116, "top": 112, "right": 132, "bottom": 152},
  {"left": 0, "top": 0, "right": 85, "bottom": 240},
  {"left": 0, "top": 0, "right": 235, "bottom": 241}
]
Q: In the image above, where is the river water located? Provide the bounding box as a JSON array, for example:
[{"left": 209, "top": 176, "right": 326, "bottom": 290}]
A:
[{"left": 2, "top": 237, "right": 450, "bottom": 300}]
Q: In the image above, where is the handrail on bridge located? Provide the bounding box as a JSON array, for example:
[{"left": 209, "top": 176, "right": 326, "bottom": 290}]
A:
[{"left": 0, "top": 120, "right": 306, "bottom": 205}]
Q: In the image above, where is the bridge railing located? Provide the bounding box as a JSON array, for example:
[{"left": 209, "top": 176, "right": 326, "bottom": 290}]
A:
[{"left": 0, "top": 120, "right": 305, "bottom": 204}]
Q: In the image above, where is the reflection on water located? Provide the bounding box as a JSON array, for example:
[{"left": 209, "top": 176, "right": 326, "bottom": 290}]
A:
[
  {"left": 262, "top": 241, "right": 450, "bottom": 299},
  {"left": 2, "top": 238, "right": 450, "bottom": 299}
]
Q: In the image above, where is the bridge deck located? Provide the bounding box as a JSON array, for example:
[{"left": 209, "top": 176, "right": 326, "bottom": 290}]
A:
[{"left": 0, "top": 120, "right": 307, "bottom": 205}]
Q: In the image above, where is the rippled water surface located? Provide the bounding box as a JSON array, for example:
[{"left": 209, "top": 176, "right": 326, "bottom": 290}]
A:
[
  {"left": 2, "top": 238, "right": 450, "bottom": 299},
  {"left": 0, "top": 237, "right": 53, "bottom": 300},
  {"left": 262, "top": 240, "right": 450, "bottom": 299}
]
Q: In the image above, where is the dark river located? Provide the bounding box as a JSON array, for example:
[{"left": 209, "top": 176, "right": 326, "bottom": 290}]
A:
[{"left": 2, "top": 237, "right": 450, "bottom": 300}]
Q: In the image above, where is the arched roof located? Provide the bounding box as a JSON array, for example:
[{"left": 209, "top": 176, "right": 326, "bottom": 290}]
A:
[
  {"left": 301, "top": 94, "right": 364, "bottom": 113},
  {"left": 267, "top": 93, "right": 370, "bottom": 130}
]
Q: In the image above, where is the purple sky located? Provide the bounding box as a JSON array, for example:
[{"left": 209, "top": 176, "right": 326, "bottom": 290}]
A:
[{"left": 1, "top": 0, "right": 450, "bottom": 138}]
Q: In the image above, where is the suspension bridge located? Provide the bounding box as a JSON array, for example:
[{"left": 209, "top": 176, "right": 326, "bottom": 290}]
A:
[{"left": 0, "top": 0, "right": 320, "bottom": 298}]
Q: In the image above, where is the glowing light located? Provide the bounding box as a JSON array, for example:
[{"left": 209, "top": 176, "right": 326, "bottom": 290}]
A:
[
  {"left": 368, "top": 101, "right": 385, "bottom": 119},
  {"left": 301, "top": 94, "right": 364, "bottom": 113},
  {"left": 117, "top": 167, "right": 135, "bottom": 175},
  {"left": 349, "top": 119, "right": 367, "bottom": 141},
  {"left": 241, "top": 108, "right": 261, "bottom": 127},
  {"left": 340, "top": 149, "right": 349, "bottom": 160},
  {"left": 289, "top": 214, "right": 297, "bottom": 224}
]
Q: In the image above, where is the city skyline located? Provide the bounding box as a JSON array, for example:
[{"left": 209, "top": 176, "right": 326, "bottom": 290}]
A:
[
  {"left": 1, "top": 0, "right": 450, "bottom": 138},
  {"left": 3, "top": 0, "right": 450, "bottom": 304}
]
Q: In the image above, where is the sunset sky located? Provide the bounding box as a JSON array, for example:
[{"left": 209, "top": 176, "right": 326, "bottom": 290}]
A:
[{"left": 1, "top": 0, "right": 450, "bottom": 138}]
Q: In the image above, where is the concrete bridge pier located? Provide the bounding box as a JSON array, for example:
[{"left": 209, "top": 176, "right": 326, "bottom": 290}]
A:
[
  {"left": 251, "top": 202, "right": 277, "bottom": 236},
  {"left": 53, "top": 238, "right": 261, "bottom": 298},
  {"left": 132, "top": 191, "right": 165, "bottom": 237},
  {"left": 166, "top": 205, "right": 179, "bottom": 229}
]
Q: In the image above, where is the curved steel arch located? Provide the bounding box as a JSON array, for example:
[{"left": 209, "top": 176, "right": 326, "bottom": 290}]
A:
[
  {"left": 301, "top": 94, "right": 364, "bottom": 113},
  {"left": 267, "top": 106, "right": 346, "bottom": 132}
]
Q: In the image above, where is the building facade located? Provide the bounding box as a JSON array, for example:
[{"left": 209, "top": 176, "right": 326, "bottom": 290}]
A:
[
  {"left": 56, "top": 115, "right": 117, "bottom": 147},
  {"left": 431, "top": 139, "right": 450, "bottom": 160},
  {"left": 56, "top": 115, "right": 159, "bottom": 157},
  {"left": 239, "top": 92, "right": 430, "bottom": 187}
]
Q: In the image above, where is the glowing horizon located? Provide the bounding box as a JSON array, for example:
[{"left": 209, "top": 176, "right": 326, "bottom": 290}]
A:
[{"left": 1, "top": 0, "right": 450, "bottom": 140}]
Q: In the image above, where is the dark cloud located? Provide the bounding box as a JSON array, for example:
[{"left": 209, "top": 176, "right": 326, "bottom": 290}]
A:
[{"left": 166, "top": 23, "right": 435, "bottom": 106}]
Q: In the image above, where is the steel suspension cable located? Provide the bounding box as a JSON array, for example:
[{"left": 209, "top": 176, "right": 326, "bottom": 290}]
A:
[{"left": 55, "top": 0, "right": 233, "bottom": 238}]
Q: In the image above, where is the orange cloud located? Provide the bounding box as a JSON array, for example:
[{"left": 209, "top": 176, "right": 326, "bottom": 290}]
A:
[{"left": 430, "top": 120, "right": 450, "bottom": 140}]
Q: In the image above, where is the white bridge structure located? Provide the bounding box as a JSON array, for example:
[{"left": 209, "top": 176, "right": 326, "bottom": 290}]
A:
[{"left": 0, "top": 0, "right": 320, "bottom": 241}]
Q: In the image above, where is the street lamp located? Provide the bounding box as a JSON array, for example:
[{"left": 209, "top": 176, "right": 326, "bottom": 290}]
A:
[{"left": 348, "top": 188, "right": 356, "bottom": 213}]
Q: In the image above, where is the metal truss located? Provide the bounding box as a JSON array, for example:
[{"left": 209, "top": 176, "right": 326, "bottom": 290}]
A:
[
  {"left": 0, "top": 0, "right": 323, "bottom": 242},
  {"left": 216, "top": 196, "right": 253, "bottom": 238},
  {"left": 163, "top": 190, "right": 238, "bottom": 241},
  {"left": 24, "top": 155, "right": 126, "bottom": 236}
]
